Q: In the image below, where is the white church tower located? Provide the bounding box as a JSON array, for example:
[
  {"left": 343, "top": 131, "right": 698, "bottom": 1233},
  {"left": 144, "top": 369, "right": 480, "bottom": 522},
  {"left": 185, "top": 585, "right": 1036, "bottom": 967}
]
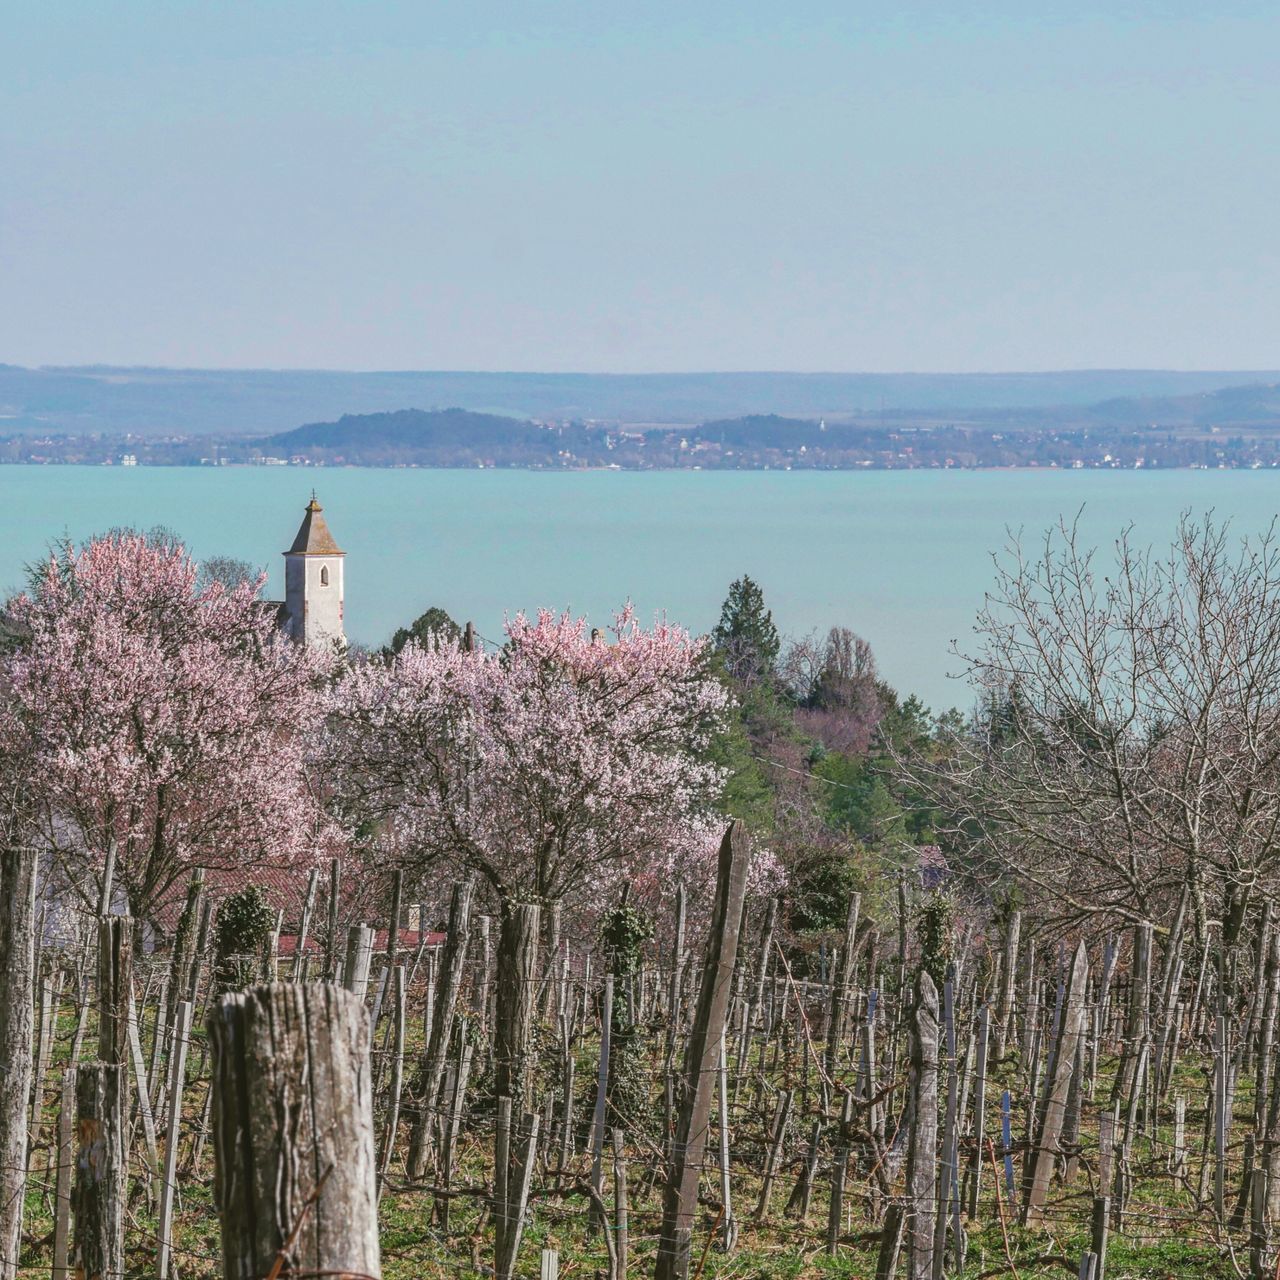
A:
[{"left": 282, "top": 494, "right": 345, "bottom": 649}]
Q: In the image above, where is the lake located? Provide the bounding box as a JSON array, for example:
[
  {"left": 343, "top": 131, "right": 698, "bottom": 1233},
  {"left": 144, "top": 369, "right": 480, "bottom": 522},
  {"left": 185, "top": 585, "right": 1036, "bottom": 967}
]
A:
[{"left": 4, "top": 465, "right": 1279, "bottom": 711}]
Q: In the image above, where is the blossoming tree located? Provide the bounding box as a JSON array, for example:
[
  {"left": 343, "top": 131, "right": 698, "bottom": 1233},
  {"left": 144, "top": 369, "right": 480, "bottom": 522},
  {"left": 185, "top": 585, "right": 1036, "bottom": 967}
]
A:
[
  {"left": 0, "top": 533, "right": 330, "bottom": 921},
  {"left": 327, "top": 606, "right": 733, "bottom": 916}
]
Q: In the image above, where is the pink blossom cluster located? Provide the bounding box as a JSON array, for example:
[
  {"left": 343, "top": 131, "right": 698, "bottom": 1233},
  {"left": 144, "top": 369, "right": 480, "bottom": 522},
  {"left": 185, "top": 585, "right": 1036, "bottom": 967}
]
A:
[
  {"left": 326, "top": 605, "right": 734, "bottom": 910},
  {"left": 0, "top": 534, "right": 332, "bottom": 917},
  {"left": 626, "top": 817, "right": 786, "bottom": 933}
]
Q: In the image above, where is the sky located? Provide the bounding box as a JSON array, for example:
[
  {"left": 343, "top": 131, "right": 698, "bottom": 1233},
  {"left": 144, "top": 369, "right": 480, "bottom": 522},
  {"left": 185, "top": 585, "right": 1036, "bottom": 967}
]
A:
[{"left": 3, "top": 2, "right": 1279, "bottom": 373}]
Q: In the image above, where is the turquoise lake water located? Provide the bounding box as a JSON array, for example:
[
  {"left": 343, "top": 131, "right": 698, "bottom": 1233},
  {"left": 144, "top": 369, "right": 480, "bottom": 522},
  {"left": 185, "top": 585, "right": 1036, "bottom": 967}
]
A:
[{"left": 4, "top": 465, "right": 1279, "bottom": 711}]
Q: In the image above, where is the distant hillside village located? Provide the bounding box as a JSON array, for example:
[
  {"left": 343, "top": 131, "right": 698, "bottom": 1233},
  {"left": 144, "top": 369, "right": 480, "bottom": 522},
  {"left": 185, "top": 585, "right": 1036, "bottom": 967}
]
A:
[{"left": 8, "top": 383, "right": 1280, "bottom": 469}]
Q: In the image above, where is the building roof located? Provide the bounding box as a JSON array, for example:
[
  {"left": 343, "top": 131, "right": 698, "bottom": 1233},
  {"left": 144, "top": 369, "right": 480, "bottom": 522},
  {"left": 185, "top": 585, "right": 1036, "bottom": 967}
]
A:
[
  {"left": 286, "top": 496, "right": 344, "bottom": 556},
  {"left": 277, "top": 927, "right": 446, "bottom": 957}
]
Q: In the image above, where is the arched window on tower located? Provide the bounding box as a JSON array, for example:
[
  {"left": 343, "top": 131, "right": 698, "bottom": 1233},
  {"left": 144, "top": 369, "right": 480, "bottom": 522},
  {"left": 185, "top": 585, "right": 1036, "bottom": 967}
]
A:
[{"left": 320, "top": 566, "right": 329, "bottom": 586}]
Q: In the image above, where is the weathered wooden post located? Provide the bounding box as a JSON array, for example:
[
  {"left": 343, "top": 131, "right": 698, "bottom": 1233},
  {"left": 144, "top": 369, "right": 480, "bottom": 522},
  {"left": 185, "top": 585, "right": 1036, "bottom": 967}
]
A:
[
  {"left": 407, "top": 878, "right": 473, "bottom": 1179},
  {"left": 163, "top": 870, "right": 205, "bottom": 1054},
  {"left": 589, "top": 975, "right": 614, "bottom": 1231},
  {"left": 97, "top": 915, "right": 133, "bottom": 1067},
  {"left": 824, "top": 893, "right": 861, "bottom": 1080},
  {"left": 933, "top": 973, "right": 961, "bottom": 1278},
  {"left": 967, "top": 1004, "right": 990, "bottom": 1217},
  {"left": 343, "top": 922, "right": 374, "bottom": 998},
  {"left": 51, "top": 1068, "right": 74, "bottom": 1280},
  {"left": 208, "top": 983, "right": 381, "bottom": 1280},
  {"left": 323, "top": 857, "right": 342, "bottom": 981},
  {"left": 378, "top": 964, "right": 406, "bottom": 1196},
  {"left": 0, "top": 844, "right": 36, "bottom": 1280},
  {"left": 827, "top": 1146, "right": 848, "bottom": 1257},
  {"left": 156, "top": 999, "right": 192, "bottom": 1280},
  {"left": 905, "top": 971, "right": 940, "bottom": 1280},
  {"left": 755, "top": 1087, "right": 794, "bottom": 1220},
  {"left": 612, "top": 1127, "right": 630, "bottom": 1278},
  {"left": 72, "top": 1063, "right": 127, "bottom": 1280},
  {"left": 994, "top": 910, "right": 1021, "bottom": 1060},
  {"left": 655, "top": 822, "right": 752, "bottom": 1280},
  {"left": 1024, "top": 940, "right": 1090, "bottom": 1224},
  {"left": 292, "top": 866, "right": 320, "bottom": 980}
]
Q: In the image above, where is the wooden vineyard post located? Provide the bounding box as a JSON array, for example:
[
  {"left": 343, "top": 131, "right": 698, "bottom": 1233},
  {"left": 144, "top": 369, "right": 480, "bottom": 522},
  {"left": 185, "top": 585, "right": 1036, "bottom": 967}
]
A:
[
  {"left": 717, "top": 1030, "right": 736, "bottom": 1250},
  {"left": 655, "top": 821, "right": 752, "bottom": 1280},
  {"left": 51, "top": 1069, "right": 74, "bottom": 1280},
  {"left": 156, "top": 999, "right": 192, "bottom": 1280},
  {"left": 933, "top": 974, "right": 962, "bottom": 1277},
  {"left": 378, "top": 964, "right": 406, "bottom": 1197},
  {"left": 163, "top": 871, "right": 205, "bottom": 1063},
  {"left": 97, "top": 915, "right": 132, "bottom": 1067},
  {"left": 29, "top": 970, "right": 58, "bottom": 1148},
  {"left": 72, "top": 1064, "right": 127, "bottom": 1280},
  {"left": 589, "top": 975, "right": 614, "bottom": 1231},
  {"left": 905, "top": 970, "right": 939, "bottom": 1280},
  {"left": 292, "top": 866, "right": 320, "bottom": 980},
  {"left": 755, "top": 1087, "right": 793, "bottom": 1220},
  {"left": 994, "top": 910, "right": 1021, "bottom": 1061},
  {"left": 371, "top": 868, "right": 403, "bottom": 1033},
  {"left": 343, "top": 923, "right": 374, "bottom": 998},
  {"left": 1024, "top": 940, "right": 1091, "bottom": 1224},
  {"left": 323, "top": 857, "right": 341, "bottom": 981},
  {"left": 612, "top": 1127, "right": 630, "bottom": 1279},
  {"left": 408, "top": 878, "right": 473, "bottom": 1180},
  {"left": 208, "top": 982, "right": 381, "bottom": 1280},
  {"left": 827, "top": 1146, "right": 848, "bottom": 1257},
  {"left": 968, "top": 1004, "right": 990, "bottom": 1217},
  {"left": 824, "top": 893, "right": 862, "bottom": 1081},
  {"left": 0, "top": 844, "right": 36, "bottom": 1280}
]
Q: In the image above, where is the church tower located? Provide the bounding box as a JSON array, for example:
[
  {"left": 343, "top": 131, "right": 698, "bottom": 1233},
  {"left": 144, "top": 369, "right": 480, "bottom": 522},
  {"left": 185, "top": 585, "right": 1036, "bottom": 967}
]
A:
[{"left": 283, "top": 494, "right": 345, "bottom": 649}]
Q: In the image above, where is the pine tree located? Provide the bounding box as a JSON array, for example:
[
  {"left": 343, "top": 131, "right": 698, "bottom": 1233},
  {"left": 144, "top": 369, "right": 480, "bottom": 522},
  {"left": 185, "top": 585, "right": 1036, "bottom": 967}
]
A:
[{"left": 712, "top": 575, "right": 780, "bottom": 686}]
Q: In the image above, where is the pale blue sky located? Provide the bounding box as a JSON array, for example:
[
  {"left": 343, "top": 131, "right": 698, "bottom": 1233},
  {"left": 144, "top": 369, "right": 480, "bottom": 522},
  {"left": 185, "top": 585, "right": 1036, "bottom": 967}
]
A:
[{"left": 3, "top": 2, "right": 1278, "bottom": 372}]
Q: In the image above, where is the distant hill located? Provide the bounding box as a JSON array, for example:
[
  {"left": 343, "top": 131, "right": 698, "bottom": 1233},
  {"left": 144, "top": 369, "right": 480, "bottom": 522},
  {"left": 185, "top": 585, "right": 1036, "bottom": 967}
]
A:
[
  {"left": 7, "top": 364, "right": 1280, "bottom": 436},
  {"left": 266, "top": 407, "right": 541, "bottom": 452},
  {"left": 1082, "top": 382, "right": 1280, "bottom": 427}
]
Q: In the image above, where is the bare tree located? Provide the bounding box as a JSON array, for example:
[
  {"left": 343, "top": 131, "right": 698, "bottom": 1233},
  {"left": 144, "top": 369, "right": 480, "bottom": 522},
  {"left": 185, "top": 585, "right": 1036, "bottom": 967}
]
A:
[
  {"left": 781, "top": 627, "right": 883, "bottom": 754},
  {"left": 906, "top": 514, "right": 1280, "bottom": 997}
]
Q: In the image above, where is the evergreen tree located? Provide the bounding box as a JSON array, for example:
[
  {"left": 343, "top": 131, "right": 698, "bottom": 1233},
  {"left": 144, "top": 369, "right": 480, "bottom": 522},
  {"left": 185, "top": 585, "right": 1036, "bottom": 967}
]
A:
[
  {"left": 712, "top": 575, "right": 780, "bottom": 686},
  {"left": 389, "top": 605, "right": 461, "bottom": 655}
]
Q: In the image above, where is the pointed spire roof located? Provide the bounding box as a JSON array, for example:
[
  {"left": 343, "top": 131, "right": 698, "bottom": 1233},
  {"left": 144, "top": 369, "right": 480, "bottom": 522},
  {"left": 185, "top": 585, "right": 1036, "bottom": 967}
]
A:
[{"left": 286, "top": 494, "right": 344, "bottom": 555}]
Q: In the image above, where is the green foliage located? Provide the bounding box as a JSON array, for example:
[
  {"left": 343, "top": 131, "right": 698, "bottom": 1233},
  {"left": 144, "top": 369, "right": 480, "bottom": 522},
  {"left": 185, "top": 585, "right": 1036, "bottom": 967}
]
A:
[
  {"left": 712, "top": 575, "right": 780, "bottom": 686},
  {"left": 598, "top": 897, "right": 654, "bottom": 1127},
  {"left": 788, "top": 844, "right": 862, "bottom": 937},
  {"left": 213, "top": 884, "right": 276, "bottom": 991},
  {"left": 389, "top": 606, "right": 461, "bottom": 656},
  {"left": 814, "top": 752, "right": 906, "bottom": 846},
  {"left": 599, "top": 900, "right": 653, "bottom": 985},
  {"left": 917, "top": 890, "right": 955, "bottom": 988}
]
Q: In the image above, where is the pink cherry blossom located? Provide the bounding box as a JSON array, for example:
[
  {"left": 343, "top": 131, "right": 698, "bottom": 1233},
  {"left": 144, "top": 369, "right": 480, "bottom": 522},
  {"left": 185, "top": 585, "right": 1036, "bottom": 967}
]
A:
[
  {"left": 326, "top": 605, "right": 734, "bottom": 911},
  {"left": 0, "top": 533, "right": 333, "bottom": 921}
]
